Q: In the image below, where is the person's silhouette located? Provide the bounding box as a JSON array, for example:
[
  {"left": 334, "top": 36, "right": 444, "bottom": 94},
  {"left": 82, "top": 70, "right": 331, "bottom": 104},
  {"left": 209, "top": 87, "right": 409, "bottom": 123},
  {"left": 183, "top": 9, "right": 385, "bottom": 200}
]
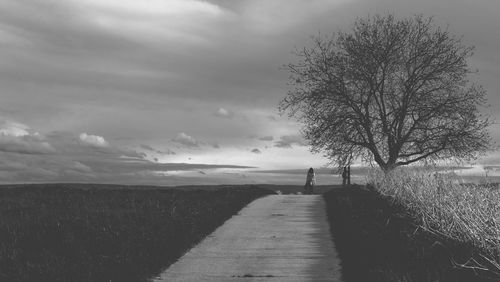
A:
[
  {"left": 304, "top": 168, "right": 315, "bottom": 194},
  {"left": 342, "top": 167, "right": 347, "bottom": 187}
]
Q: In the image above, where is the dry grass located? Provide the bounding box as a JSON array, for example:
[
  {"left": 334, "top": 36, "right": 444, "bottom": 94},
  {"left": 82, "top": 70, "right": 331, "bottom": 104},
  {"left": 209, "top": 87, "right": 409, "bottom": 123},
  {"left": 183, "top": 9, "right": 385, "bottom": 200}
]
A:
[{"left": 368, "top": 167, "right": 500, "bottom": 276}]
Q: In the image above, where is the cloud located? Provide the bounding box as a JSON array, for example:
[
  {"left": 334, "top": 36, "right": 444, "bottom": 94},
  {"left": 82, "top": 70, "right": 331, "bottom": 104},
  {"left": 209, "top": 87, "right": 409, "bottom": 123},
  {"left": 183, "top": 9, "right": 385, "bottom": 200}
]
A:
[
  {"left": 0, "top": 136, "right": 55, "bottom": 155},
  {"left": 251, "top": 148, "right": 262, "bottom": 154},
  {"left": 0, "top": 158, "right": 30, "bottom": 171},
  {"left": 214, "top": 107, "right": 234, "bottom": 119},
  {"left": 0, "top": 121, "right": 255, "bottom": 184},
  {"left": 240, "top": 0, "right": 351, "bottom": 35},
  {"left": 70, "top": 161, "right": 93, "bottom": 173},
  {"left": 274, "top": 135, "right": 307, "bottom": 148},
  {"left": 140, "top": 144, "right": 176, "bottom": 155},
  {"left": 172, "top": 132, "right": 200, "bottom": 147},
  {"left": 79, "top": 133, "right": 109, "bottom": 147},
  {"left": 159, "top": 149, "right": 177, "bottom": 155},
  {"left": 76, "top": 156, "right": 253, "bottom": 174},
  {"left": 78, "top": 0, "right": 224, "bottom": 17},
  {"left": 0, "top": 121, "right": 31, "bottom": 137},
  {"left": 140, "top": 144, "right": 155, "bottom": 151},
  {"left": 46, "top": 131, "right": 142, "bottom": 158},
  {"left": 0, "top": 120, "right": 56, "bottom": 154},
  {"left": 0, "top": 0, "right": 350, "bottom": 157},
  {"left": 71, "top": 0, "right": 229, "bottom": 46},
  {"left": 1, "top": 0, "right": 498, "bottom": 175},
  {"left": 259, "top": 135, "right": 273, "bottom": 141}
]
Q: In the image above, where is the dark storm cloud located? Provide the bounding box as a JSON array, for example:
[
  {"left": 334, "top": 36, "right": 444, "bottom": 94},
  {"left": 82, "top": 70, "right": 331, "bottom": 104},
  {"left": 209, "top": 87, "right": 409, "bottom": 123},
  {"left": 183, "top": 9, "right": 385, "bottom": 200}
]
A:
[
  {"left": 2, "top": 0, "right": 496, "bottom": 125},
  {"left": 0, "top": 0, "right": 287, "bottom": 106},
  {"left": 0, "top": 0, "right": 351, "bottom": 138},
  {"left": 0, "top": 0, "right": 498, "bottom": 106}
]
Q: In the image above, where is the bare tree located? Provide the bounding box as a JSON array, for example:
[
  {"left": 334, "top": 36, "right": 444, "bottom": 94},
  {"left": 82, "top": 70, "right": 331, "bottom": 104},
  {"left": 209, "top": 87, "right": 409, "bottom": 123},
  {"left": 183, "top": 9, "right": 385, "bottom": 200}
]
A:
[{"left": 280, "top": 14, "right": 492, "bottom": 172}]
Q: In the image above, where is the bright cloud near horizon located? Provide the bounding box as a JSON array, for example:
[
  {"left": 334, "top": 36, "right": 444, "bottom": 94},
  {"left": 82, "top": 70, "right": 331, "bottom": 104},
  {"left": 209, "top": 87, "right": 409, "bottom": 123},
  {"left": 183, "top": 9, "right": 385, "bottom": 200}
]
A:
[{"left": 0, "top": 0, "right": 499, "bottom": 184}]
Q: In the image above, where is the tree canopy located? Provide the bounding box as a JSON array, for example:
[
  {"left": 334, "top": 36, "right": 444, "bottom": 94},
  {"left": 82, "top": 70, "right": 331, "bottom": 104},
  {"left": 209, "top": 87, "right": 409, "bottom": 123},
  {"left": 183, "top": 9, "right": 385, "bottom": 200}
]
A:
[{"left": 280, "top": 14, "right": 492, "bottom": 172}]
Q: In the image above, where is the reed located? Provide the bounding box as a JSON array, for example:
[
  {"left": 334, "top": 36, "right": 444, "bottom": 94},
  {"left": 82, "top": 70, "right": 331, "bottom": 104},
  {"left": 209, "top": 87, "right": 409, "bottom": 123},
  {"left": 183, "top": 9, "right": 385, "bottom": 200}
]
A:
[{"left": 368, "top": 167, "right": 500, "bottom": 275}]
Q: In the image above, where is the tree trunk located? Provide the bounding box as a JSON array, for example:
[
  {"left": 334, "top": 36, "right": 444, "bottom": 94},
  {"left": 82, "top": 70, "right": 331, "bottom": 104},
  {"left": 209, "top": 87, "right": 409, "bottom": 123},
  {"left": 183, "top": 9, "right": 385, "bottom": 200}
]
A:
[
  {"left": 347, "top": 166, "right": 351, "bottom": 186},
  {"left": 381, "top": 163, "right": 397, "bottom": 174}
]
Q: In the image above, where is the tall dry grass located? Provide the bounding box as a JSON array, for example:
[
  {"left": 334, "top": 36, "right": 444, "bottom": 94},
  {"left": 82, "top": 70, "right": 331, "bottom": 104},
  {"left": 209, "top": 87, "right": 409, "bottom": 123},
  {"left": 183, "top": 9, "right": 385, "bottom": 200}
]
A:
[{"left": 367, "top": 167, "right": 500, "bottom": 275}]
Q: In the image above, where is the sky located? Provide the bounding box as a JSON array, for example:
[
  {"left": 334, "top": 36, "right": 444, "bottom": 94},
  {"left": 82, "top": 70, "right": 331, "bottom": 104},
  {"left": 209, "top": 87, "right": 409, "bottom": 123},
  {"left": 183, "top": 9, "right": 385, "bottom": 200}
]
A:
[{"left": 0, "top": 0, "right": 499, "bottom": 185}]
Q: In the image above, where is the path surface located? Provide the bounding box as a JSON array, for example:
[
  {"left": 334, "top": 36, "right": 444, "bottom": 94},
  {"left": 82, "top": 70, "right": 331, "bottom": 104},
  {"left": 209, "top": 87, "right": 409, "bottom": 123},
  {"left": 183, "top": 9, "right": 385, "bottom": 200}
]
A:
[{"left": 152, "top": 195, "right": 343, "bottom": 281}]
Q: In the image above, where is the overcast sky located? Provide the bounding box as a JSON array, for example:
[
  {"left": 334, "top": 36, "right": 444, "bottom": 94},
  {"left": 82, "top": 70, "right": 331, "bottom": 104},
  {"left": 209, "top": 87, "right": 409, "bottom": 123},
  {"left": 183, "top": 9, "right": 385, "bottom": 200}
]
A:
[{"left": 0, "top": 0, "right": 499, "bottom": 184}]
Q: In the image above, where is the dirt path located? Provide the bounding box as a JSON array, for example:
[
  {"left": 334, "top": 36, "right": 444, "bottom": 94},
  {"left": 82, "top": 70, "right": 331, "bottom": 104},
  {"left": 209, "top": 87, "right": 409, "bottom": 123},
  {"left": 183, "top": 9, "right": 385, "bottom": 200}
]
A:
[{"left": 151, "top": 195, "right": 343, "bottom": 281}]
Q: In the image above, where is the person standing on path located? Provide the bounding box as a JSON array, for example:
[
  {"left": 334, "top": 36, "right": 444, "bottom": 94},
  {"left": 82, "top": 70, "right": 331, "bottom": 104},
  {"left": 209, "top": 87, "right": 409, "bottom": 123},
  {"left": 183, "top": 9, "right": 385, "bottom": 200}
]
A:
[
  {"left": 304, "top": 167, "right": 316, "bottom": 194},
  {"left": 341, "top": 166, "right": 351, "bottom": 187},
  {"left": 342, "top": 167, "right": 348, "bottom": 187}
]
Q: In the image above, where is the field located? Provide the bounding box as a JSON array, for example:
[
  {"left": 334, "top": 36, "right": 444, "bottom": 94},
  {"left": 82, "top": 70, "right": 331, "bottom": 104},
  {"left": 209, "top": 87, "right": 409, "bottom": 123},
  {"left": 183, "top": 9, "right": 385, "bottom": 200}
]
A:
[
  {"left": 1, "top": 179, "right": 498, "bottom": 281},
  {"left": 323, "top": 186, "right": 499, "bottom": 282},
  {"left": 0, "top": 184, "right": 274, "bottom": 282},
  {"left": 369, "top": 168, "right": 500, "bottom": 276}
]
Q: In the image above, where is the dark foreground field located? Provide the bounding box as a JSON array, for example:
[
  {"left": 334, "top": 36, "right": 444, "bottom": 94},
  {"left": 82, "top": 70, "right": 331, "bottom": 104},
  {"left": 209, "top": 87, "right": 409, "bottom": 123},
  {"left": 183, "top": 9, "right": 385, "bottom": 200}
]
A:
[
  {"left": 3, "top": 183, "right": 497, "bottom": 282},
  {"left": 0, "top": 184, "right": 273, "bottom": 282},
  {"left": 324, "top": 186, "right": 499, "bottom": 282}
]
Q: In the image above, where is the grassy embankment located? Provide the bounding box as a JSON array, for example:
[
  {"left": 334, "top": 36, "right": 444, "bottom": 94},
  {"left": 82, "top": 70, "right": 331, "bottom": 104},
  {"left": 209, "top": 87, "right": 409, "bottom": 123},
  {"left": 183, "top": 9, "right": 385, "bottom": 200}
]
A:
[
  {"left": 0, "top": 184, "right": 274, "bottom": 282},
  {"left": 324, "top": 168, "right": 499, "bottom": 282}
]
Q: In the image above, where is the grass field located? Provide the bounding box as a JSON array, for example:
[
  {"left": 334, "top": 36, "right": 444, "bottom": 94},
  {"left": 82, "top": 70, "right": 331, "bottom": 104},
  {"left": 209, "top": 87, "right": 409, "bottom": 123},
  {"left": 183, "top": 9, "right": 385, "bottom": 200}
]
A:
[
  {"left": 3, "top": 180, "right": 497, "bottom": 281},
  {"left": 324, "top": 185, "right": 499, "bottom": 282},
  {"left": 369, "top": 168, "right": 500, "bottom": 277},
  {"left": 0, "top": 184, "right": 274, "bottom": 282}
]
